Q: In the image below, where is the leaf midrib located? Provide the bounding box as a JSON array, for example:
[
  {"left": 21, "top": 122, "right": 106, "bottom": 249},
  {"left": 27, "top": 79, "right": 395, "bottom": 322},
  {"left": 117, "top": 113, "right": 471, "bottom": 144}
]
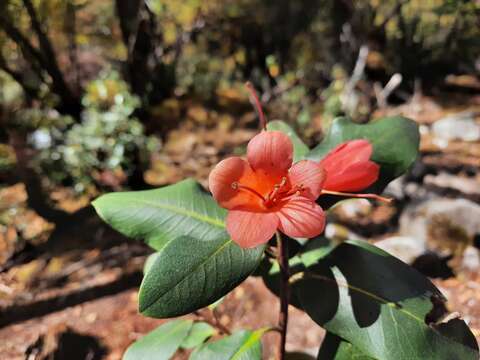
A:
[
  {"left": 304, "top": 272, "right": 478, "bottom": 356},
  {"left": 305, "top": 272, "right": 424, "bottom": 322},
  {"left": 139, "top": 199, "right": 226, "bottom": 229},
  {"left": 230, "top": 330, "right": 265, "bottom": 360}
]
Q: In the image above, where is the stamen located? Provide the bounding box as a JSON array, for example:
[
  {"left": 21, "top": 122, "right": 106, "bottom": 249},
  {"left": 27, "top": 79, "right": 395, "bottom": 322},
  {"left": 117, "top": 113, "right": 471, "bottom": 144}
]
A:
[
  {"left": 320, "top": 190, "right": 393, "bottom": 203},
  {"left": 231, "top": 182, "right": 266, "bottom": 202},
  {"left": 245, "top": 81, "right": 267, "bottom": 131},
  {"left": 282, "top": 184, "right": 304, "bottom": 197},
  {"left": 266, "top": 177, "right": 288, "bottom": 204}
]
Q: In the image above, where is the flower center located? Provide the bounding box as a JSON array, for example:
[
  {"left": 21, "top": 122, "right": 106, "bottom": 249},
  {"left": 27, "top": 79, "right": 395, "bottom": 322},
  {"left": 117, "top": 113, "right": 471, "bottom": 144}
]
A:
[{"left": 231, "top": 177, "right": 304, "bottom": 208}]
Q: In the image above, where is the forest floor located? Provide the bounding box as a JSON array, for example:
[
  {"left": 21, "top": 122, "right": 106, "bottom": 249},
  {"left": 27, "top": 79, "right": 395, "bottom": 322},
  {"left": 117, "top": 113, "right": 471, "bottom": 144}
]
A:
[{"left": 1, "top": 90, "right": 480, "bottom": 359}]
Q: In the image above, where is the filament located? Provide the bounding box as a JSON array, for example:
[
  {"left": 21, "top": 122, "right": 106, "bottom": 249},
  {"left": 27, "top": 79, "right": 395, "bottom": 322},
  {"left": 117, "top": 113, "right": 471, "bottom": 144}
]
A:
[{"left": 231, "top": 182, "right": 266, "bottom": 202}]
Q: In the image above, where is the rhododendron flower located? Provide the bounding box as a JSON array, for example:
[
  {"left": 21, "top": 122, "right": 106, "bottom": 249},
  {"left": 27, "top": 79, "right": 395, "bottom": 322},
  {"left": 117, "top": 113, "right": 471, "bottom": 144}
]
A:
[
  {"left": 320, "top": 139, "right": 379, "bottom": 192},
  {"left": 209, "top": 83, "right": 387, "bottom": 248},
  {"left": 209, "top": 130, "right": 327, "bottom": 248}
]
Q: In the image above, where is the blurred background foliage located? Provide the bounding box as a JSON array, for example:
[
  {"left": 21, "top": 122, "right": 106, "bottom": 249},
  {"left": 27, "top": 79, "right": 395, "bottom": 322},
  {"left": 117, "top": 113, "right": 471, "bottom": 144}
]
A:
[{"left": 0, "top": 0, "right": 479, "bottom": 197}]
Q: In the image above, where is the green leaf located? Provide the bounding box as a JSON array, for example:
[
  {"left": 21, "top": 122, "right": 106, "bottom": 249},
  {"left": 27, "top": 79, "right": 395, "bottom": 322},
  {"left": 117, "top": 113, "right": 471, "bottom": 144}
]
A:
[
  {"left": 93, "top": 179, "right": 227, "bottom": 251},
  {"left": 143, "top": 252, "right": 160, "bottom": 274},
  {"left": 123, "top": 319, "right": 193, "bottom": 360},
  {"left": 94, "top": 179, "right": 265, "bottom": 318},
  {"left": 190, "top": 329, "right": 267, "bottom": 360},
  {"left": 317, "top": 332, "right": 375, "bottom": 360},
  {"left": 307, "top": 116, "right": 420, "bottom": 188},
  {"left": 294, "top": 240, "right": 479, "bottom": 360},
  {"left": 140, "top": 235, "right": 264, "bottom": 318},
  {"left": 181, "top": 322, "right": 216, "bottom": 349},
  {"left": 267, "top": 120, "right": 309, "bottom": 162},
  {"left": 261, "top": 236, "right": 334, "bottom": 309}
]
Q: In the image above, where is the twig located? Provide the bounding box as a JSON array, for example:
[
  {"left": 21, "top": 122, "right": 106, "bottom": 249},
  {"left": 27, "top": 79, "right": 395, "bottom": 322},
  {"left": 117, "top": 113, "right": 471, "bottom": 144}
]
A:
[
  {"left": 343, "top": 45, "right": 369, "bottom": 97},
  {"left": 194, "top": 309, "right": 232, "bottom": 335},
  {"left": 276, "top": 231, "right": 290, "bottom": 360},
  {"left": 65, "top": 0, "right": 80, "bottom": 93},
  {"left": 374, "top": 73, "right": 403, "bottom": 108},
  {"left": 341, "top": 45, "right": 369, "bottom": 114}
]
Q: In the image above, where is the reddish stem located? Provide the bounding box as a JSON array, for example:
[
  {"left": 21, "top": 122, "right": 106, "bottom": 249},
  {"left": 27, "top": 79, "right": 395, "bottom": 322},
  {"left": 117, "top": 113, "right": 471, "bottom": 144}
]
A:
[
  {"left": 275, "top": 231, "right": 289, "bottom": 360},
  {"left": 245, "top": 81, "right": 267, "bottom": 130}
]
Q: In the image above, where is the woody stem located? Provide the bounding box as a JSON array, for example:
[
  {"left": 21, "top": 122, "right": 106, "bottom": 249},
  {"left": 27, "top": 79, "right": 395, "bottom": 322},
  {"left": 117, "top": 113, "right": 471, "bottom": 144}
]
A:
[
  {"left": 320, "top": 189, "right": 393, "bottom": 203},
  {"left": 275, "top": 231, "right": 289, "bottom": 360}
]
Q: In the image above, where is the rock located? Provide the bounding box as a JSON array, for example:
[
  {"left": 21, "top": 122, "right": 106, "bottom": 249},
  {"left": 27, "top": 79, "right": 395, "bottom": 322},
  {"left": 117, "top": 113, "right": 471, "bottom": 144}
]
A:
[
  {"left": 332, "top": 199, "right": 373, "bottom": 218},
  {"left": 424, "top": 172, "right": 480, "bottom": 201},
  {"left": 431, "top": 112, "right": 480, "bottom": 142},
  {"left": 375, "top": 236, "right": 427, "bottom": 264},
  {"left": 400, "top": 198, "right": 480, "bottom": 262},
  {"left": 460, "top": 246, "right": 480, "bottom": 272},
  {"left": 324, "top": 223, "right": 364, "bottom": 243},
  {"left": 384, "top": 176, "right": 406, "bottom": 199}
]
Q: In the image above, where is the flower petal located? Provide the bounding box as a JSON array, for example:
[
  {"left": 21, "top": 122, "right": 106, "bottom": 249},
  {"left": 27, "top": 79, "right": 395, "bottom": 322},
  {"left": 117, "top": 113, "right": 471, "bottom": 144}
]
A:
[
  {"left": 247, "top": 131, "right": 293, "bottom": 176},
  {"left": 226, "top": 210, "right": 278, "bottom": 248},
  {"left": 320, "top": 140, "right": 379, "bottom": 191},
  {"left": 323, "top": 160, "right": 379, "bottom": 192},
  {"left": 209, "top": 157, "right": 261, "bottom": 209},
  {"left": 320, "top": 140, "right": 373, "bottom": 170},
  {"left": 277, "top": 197, "right": 326, "bottom": 239},
  {"left": 288, "top": 160, "right": 326, "bottom": 200}
]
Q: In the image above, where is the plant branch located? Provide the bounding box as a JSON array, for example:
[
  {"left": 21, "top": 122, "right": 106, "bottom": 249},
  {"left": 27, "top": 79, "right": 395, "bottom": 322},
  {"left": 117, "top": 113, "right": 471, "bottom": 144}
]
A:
[
  {"left": 8, "top": 131, "right": 70, "bottom": 223},
  {"left": 193, "top": 309, "right": 232, "bottom": 335},
  {"left": 22, "top": 0, "right": 80, "bottom": 108},
  {"left": 65, "top": 0, "right": 80, "bottom": 93},
  {"left": 0, "top": 52, "right": 40, "bottom": 100},
  {"left": 276, "top": 231, "right": 290, "bottom": 360},
  {"left": 0, "top": 3, "right": 82, "bottom": 117}
]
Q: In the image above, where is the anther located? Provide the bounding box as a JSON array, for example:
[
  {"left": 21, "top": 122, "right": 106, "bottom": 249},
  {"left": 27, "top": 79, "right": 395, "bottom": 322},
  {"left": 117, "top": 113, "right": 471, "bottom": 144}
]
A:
[{"left": 266, "top": 177, "right": 288, "bottom": 204}]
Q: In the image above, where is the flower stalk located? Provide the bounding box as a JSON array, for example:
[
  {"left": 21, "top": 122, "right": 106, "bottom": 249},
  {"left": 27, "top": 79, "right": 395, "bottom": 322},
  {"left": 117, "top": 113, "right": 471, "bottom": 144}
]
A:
[
  {"left": 276, "top": 231, "right": 290, "bottom": 360},
  {"left": 245, "top": 81, "right": 267, "bottom": 131}
]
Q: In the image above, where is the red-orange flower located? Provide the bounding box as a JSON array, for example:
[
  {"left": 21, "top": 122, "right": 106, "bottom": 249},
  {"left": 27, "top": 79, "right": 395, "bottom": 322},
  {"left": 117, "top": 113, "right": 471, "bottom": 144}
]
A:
[
  {"left": 209, "top": 130, "right": 326, "bottom": 248},
  {"left": 320, "top": 140, "right": 380, "bottom": 192}
]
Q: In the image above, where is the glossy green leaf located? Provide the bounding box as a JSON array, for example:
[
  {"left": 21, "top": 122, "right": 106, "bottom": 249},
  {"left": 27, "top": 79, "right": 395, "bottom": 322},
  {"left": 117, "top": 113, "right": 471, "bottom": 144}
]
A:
[
  {"left": 190, "top": 329, "right": 267, "bottom": 360},
  {"left": 307, "top": 116, "right": 420, "bottom": 188},
  {"left": 267, "top": 120, "right": 309, "bottom": 162},
  {"left": 261, "top": 236, "right": 334, "bottom": 309},
  {"left": 94, "top": 179, "right": 265, "bottom": 318},
  {"left": 140, "top": 235, "right": 264, "bottom": 318},
  {"left": 143, "top": 252, "right": 160, "bottom": 274},
  {"left": 93, "top": 179, "right": 227, "bottom": 251},
  {"left": 317, "top": 332, "right": 375, "bottom": 360},
  {"left": 294, "top": 240, "right": 479, "bottom": 360},
  {"left": 181, "top": 322, "right": 216, "bottom": 349},
  {"left": 123, "top": 319, "right": 193, "bottom": 360}
]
